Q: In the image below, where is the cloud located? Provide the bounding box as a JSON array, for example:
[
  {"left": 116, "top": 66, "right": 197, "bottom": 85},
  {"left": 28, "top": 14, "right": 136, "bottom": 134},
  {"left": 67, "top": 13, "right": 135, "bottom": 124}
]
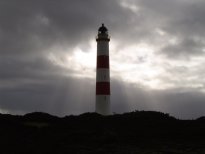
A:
[
  {"left": 1, "top": 74, "right": 204, "bottom": 119},
  {"left": 0, "top": 75, "right": 95, "bottom": 116},
  {"left": 137, "top": 0, "right": 205, "bottom": 58},
  {"left": 1, "top": 0, "right": 205, "bottom": 119},
  {"left": 0, "top": 0, "right": 136, "bottom": 55},
  {"left": 160, "top": 38, "right": 205, "bottom": 59}
]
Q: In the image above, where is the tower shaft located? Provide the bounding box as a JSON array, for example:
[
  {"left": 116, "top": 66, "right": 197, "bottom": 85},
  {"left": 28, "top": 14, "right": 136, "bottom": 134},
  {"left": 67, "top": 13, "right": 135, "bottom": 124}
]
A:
[{"left": 96, "top": 24, "right": 110, "bottom": 115}]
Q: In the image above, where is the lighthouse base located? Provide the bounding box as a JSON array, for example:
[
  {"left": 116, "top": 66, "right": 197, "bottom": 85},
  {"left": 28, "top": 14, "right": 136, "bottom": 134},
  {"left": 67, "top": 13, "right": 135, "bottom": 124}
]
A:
[{"left": 95, "top": 95, "right": 110, "bottom": 115}]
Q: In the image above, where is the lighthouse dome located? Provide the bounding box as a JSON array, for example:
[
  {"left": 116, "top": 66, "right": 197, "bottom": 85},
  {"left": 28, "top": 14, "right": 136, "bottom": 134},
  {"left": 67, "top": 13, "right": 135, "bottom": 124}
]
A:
[{"left": 98, "top": 24, "right": 108, "bottom": 34}]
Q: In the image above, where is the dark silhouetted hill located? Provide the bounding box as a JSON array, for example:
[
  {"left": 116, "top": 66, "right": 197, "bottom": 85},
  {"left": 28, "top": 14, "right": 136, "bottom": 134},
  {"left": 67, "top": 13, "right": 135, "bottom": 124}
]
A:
[{"left": 0, "top": 111, "right": 205, "bottom": 154}]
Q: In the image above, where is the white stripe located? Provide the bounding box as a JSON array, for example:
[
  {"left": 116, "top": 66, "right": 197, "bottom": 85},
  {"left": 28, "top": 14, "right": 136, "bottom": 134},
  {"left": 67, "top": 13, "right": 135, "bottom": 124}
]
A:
[
  {"left": 96, "top": 95, "right": 110, "bottom": 115},
  {"left": 97, "top": 41, "right": 109, "bottom": 56},
  {"left": 96, "top": 68, "right": 110, "bottom": 82}
]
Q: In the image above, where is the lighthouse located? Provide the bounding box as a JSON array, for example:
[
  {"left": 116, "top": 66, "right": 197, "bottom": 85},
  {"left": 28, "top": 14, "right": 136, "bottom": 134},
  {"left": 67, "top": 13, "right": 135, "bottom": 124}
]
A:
[{"left": 95, "top": 24, "right": 111, "bottom": 115}]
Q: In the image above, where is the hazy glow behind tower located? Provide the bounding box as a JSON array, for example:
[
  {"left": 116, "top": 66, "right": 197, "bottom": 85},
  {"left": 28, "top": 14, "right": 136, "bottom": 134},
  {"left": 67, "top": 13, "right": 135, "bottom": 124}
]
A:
[{"left": 95, "top": 24, "right": 111, "bottom": 115}]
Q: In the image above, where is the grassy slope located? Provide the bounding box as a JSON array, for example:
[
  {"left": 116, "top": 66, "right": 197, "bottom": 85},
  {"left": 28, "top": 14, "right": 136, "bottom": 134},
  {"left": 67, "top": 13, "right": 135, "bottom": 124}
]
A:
[{"left": 0, "top": 111, "right": 205, "bottom": 154}]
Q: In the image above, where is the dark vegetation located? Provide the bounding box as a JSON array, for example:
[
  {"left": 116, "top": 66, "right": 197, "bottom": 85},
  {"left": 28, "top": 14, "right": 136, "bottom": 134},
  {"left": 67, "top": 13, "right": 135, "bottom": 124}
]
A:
[{"left": 1, "top": 111, "right": 205, "bottom": 154}]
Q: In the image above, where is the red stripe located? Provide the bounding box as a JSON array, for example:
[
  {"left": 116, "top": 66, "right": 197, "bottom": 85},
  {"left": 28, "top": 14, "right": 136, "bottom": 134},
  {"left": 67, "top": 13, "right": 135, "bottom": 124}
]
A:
[
  {"left": 97, "top": 55, "right": 109, "bottom": 68},
  {"left": 96, "top": 82, "right": 110, "bottom": 95}
]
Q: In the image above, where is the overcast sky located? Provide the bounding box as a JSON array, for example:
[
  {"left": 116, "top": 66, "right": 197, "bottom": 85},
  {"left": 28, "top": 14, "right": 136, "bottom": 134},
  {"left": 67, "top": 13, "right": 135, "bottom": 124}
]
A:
[{"left": 1, "top": 0, "right": 205, "bottom": 119}]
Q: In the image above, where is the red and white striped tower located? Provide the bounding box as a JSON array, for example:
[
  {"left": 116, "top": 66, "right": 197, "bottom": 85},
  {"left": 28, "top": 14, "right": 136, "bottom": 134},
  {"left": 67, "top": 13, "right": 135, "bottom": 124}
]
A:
[{"left": 96, "top": 24, "right": 111, "bottom": 115}]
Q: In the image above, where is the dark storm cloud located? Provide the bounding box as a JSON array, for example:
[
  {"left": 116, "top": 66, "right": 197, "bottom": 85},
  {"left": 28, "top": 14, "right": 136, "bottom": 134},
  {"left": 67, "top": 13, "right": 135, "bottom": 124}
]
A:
[
  {"left": 0, "top": 0, "right": 134, "bottom": 55},
  {"left": 2, "top": 75, "right": 204, "bottom": 119},
  {"left": 161, "top": 38, "right": 205, "bottom": 59},
  {"left": 157, "top": 90, "right": 205, "bottom": 119},
  {"left": 0, "top": 76, "right": 95, "bottom": 116},
  {"left": 1, "top": 0, "right": 205, "bottom": 119},
  {"left": 113, "top": 81, "right": 205, "bottom": 119},
  {"left": 1, "top": 0, "right": 205, "bottom": 56},
  {"left": 0, "top": 56, "right": 53, "bottom": 80},
  {"left": 0, "top": 0, "right": 136, "bottom": 115},
  {"left": 112, "top": 82, "right": 205, "bottom": 119},
  {"left": 134, "top": 0, "right": 205, "bottom": 57}
]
